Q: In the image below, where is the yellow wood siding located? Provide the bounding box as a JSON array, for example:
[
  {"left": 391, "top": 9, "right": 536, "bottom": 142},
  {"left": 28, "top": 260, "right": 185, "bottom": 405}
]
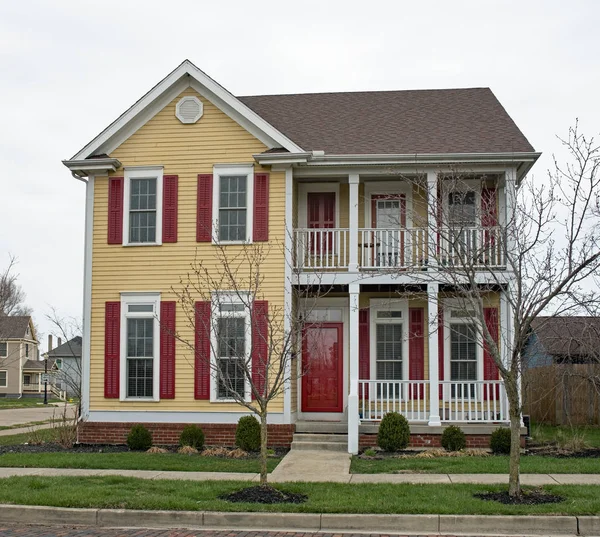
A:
[{"left": 90, "top": 88, "right": 285, "bottom": 412}]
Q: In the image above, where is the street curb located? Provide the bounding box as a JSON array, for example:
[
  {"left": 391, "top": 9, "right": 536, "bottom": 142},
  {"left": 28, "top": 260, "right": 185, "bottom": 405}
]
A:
[{"left": 0, "top": 504, "right": 597, "bottom": 535}]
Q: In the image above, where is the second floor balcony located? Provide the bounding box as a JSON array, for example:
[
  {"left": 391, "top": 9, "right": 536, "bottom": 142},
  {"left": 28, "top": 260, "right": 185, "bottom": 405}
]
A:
[{"left": 293, "top": 225, "right": 506, "bottom": 272}]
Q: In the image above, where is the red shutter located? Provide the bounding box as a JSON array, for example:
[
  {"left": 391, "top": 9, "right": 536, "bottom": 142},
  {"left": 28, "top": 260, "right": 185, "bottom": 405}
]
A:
[
  {"left": 197, "top": 174, "right": 213, "bottom": 242},
  {"left": 438, "top": 307, "right": 444, "bottom": 399},
  {"left": 359, "top": 308, "right": 370, "bottom": 399},
  {"left": 409, "top": 308, "right": 425, "bottom": 398},
  {"left": 162, "top": 175, "right": 178, "bottom": 243},
  {"left": 104, "top": 301, "right": 120, "bottom": 398},
  {"left": 251, "top": 300, "right": 269, "bottom": 399},
  {"left": 483, "top": 307, "right": 500, "bottom": 400},
  {"left": 107, "top": 177, "right": 124, "bottom": 245},
  {"left": 160, "top": 301, "right": 176, "bottom": 399},
  {"left": 194, "top": 301, "right": 211, "bottom": 399},
  {"left": 253, "top": 173, "right": 269, "bottom": 242},
  {"left": 481, "top": 187, "right": 498, "bottom": 227}
]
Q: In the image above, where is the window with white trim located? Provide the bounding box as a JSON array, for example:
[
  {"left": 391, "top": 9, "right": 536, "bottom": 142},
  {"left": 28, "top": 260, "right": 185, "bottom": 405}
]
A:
[
  {"left": 120, "top": 293, "right": 160, "bottom": 400},
  {"left": 0, "top": 342, "right": 6, "bottom": 357},
  {"left": 0, "top": 371, "right": 6, "bottom": 387},
  {"left": 123, "top": 167, "right": 163, "bottom": 245},
  {"left": 23, "top": 374, "right": 30, "bottom": 386},
  {"left": 25, "top": 343, "right": 29, "bottom": 358},
  {"left": 450, "top": 323, "right": 478, "bottom": 397},
  {"left": 448, "top": 191, "right": 476, "bottom": 226},
  {"left": 212, "top": 294, "right": 251, "bottom": 401},
  {"left": 214, "top": 166, "right": 253, "bottom": 243}
]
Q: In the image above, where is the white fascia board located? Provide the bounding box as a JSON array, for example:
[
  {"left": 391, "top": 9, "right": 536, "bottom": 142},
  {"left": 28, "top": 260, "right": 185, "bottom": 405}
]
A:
[
  {"left": 62, "top": 158, "right": 122, "bottom": 177},
  {"left": 253, "top": 152, "right": 312, "bottom": 165},
  {"left": 69, "top": 60, "right": 303, "bottom": 162},
  {"left": 307, "top": 151, "right": 541, "bottom": 165}
]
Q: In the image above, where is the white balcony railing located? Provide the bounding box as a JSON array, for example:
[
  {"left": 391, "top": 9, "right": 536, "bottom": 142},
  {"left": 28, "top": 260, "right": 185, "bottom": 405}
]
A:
[
  {"left": 439, "top": 227, "right": 505, "bottom": 268},
  {"left": 360, "top": 228, "right": 428, "bottom": 269},
  {"left": 440, "top": 380, "right": 508, "bottom": 422},
  {"left": 294, "top": 228, "right": 349, "bottom": 270},
  {"left": 358, "top": 380, "right": 429, "bottom": 421}
]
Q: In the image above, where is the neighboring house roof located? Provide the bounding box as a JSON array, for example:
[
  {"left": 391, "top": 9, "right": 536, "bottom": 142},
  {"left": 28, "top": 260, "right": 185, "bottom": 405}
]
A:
[
  {"left": 0, "top": 316, "right": 33, "bottom": 340},
  {"left": 239, "top": 88, "right": 534, "bottom": 155},
  {"left": 23, "top": 358, "right": 56, "bottom": 371},
  {"left": 529, "top": 316, "right": 600, "bottom": 360},
  {"left": 46, "top": 337, "right": 82, "bottom": 359}
]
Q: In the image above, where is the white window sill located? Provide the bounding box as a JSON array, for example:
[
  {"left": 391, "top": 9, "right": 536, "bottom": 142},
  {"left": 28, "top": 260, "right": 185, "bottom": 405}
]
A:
[
  {"left": 211, "top": 397, "right": 251, "bottom": 403},
  {"left": 121, "top": 397, "right": 160, "bottom": 402},
  {"left": 211, "top": 240, "right": 252, "bottom": 246},
  {"left": 122, "top": 242, "right": 162, "bottom": 247}
]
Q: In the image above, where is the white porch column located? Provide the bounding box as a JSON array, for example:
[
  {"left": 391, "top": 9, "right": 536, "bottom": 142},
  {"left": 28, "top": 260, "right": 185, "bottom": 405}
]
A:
[
  {"left": 348, "top": 174, "right": 360, "bottom": 272},
  {"left": 283, "top": 167, "right": 294, "bottom": 423},
  {"left": 505, "top": 167, "right": 517, "bottom": 260},
  {"left": 426, "top": 171, "right": 438, "bottom": 268},
  {"left": 347, "top": 282, "right": 360, "bottom": 453},
  {"left": 427, "top": 282, "right": 441, "bottom": 426}
]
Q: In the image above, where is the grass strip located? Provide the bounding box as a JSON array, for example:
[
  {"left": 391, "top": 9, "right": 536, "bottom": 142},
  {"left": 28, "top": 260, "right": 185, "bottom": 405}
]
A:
[
  {"left": 0, "top": 429, "right": 56, "bottom": 446},
  {"left": 0, "top": 400, "right": 62, "bottom": 410},
  {"left": 0, "top": 452, "right": 280, "bottom": 473},
  {"left": 351, "top": 455, "right": 600, "bottom": 474},
  {"left": 0, "top": 476, "right": 598, "bottom": 515}
]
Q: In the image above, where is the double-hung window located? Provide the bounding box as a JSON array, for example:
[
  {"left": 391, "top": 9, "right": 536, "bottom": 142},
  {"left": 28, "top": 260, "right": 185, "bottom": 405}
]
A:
[
  {"left": 0, "top": 342, "right": 6, "bottom": 357},
  {"left": 214, "top": 165, "right": 253, "bottom": 243},
  {"left": 450, "top": 323, "right": 478, "bottom": 398},
  {"left": 123, "top": 167, "right": 163, "bottom": 246},
  {"left": 0, "top": 371, "right": 6, "bottom": 387},
  {"left": 213, "top": 295, "right": 250, "bottom": 401},
  {"left": 120, "top": 293, "right": 160, "bottom": 401}
]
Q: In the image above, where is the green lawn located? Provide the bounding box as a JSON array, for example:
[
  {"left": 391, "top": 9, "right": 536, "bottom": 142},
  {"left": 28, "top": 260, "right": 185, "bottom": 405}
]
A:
[
  {"left": 0, "top": 420, "right": 53, "bottom": 431},
  {"left": 0, "top": 451, "right": 280, "bottom": 473},
  {"left": 0, "top": 476, "right": 597, "bottom": 515},
  {"left": 531, "top": 424, "right": 600, "bottom": 448},
  {"left": 0, "top": 399, "right": 61, "bottom": 410},
  {"left": 0, "top": 429, "right": 56, "bottom": 446},
  {"left": 351, "top": 454, "right": 600, "bottom": 474}
]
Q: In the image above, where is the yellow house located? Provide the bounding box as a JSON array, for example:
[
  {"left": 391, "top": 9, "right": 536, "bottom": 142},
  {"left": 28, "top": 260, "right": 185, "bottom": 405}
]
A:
[{"left": 63, "top": 60, "right": 539, "bottom": 452}]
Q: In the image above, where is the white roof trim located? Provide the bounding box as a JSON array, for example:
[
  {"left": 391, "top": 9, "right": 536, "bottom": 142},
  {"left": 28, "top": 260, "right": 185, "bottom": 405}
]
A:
[{"left": 70, "top": 60, "right": 304, "bottom": 161}]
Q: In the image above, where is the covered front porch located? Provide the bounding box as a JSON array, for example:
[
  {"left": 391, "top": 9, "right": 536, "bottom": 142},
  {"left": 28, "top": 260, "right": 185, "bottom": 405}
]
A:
[{"left": 297, "top": 287, "right": 512, "bottom": 453}]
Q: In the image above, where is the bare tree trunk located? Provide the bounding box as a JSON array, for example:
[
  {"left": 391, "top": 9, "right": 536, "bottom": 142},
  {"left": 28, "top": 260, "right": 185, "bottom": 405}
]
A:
[
  {"left": 259, "top": 411, "right": 268, "bottom": 486},
  {"left": 507, "top": 377, "right": 522, "bottom": 497}
]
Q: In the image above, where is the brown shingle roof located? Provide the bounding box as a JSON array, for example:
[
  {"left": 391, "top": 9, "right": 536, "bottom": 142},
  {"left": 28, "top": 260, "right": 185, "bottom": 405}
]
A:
[
  {"left": 46, "top": 337, "right": 82, "bottom": 359},
  {"left": 530, "top": 317, "right": 600, "bottom": 358},
  {"left": 0, "top": 316, "right": 31, "bottom": 339},
  {"left": 23, "top": 358, "right": 56, "bottom": 371},
  {"left": 238, "top": 88, "right": 534, "bottom": 155}
]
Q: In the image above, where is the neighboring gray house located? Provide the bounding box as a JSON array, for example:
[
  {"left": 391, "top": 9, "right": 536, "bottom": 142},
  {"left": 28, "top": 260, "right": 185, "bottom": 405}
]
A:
[
  {"left": 0, "top": 316, "right": 41, "bottom": 397},
  {"left": 45, "top": 337, "right": 82, "bottom": 400}
]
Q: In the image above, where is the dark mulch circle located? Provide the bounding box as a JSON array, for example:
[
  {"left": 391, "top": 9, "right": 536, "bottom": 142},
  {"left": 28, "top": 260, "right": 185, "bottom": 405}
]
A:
[
  {"left": 219, "top": 485, "right": 307, "bottom": 504},
  {"left": 474, "top": 490, "right": 564, "bottom": 505}
]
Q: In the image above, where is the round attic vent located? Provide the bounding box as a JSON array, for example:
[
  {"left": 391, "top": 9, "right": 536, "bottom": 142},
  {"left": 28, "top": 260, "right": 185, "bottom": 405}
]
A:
[{"left": 176, "top": 96, "right": 203, "bottom": 124}]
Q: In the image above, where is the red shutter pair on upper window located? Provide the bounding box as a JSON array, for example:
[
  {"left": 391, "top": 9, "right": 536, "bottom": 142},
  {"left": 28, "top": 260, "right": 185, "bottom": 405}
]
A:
[
  {"left": 104, "top": 301, "right": 176, "bottom": 399},
  {"left": 107, "top": 176, "right": 179, "bottom": 245},
  {"left": 196, "top": 173, "right": 270, "bottom": 242},
  {"left": 193, "top": 300, "right": 269, "bottom": 400}
]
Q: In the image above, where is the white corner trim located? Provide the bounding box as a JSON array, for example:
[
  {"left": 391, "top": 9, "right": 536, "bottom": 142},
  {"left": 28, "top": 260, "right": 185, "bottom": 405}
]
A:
[
  {"left": 283, "top": 167, "right": 293, "bottom": 422},
  {"left": 70, "top": 60, "right": 303, "bottom": 161},
  {"left": 81, "top": 175, "right": 95, "bottom": 419},
  {"left": 86, "top": 410, "right": 288, "bottom": 424}
]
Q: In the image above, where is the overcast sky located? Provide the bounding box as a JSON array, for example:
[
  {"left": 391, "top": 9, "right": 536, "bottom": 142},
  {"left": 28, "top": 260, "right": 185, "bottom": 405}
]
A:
[{"left": 1, "top": 0, "right": 599, "bottom": 351}]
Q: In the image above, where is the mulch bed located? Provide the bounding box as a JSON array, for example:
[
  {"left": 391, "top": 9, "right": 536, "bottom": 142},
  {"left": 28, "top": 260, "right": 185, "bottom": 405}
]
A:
[
  {"left": 474, "top": 489, "right": 564, "bottom": 505},
  {"left": 525, "top": 446, "right": 600, "bottom": 458},
  {"left": 219, "top": 485, "right": 307, "bottom": 504}
]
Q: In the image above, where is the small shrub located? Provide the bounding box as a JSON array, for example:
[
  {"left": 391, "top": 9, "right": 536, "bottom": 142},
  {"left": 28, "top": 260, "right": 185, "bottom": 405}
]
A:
[
  {"left": 126, "top": 424, "right": 152, "bottom": 451},
  {"left": 202, "top": 447, "right": 230, "bottom": 457},
  {"left": 179, "top": 424, "right": 205, "bottom": 449},
  {"left": 228, "top": 448, "right": 248, "bottom": 458},
  {"left": 363, "top": 448, "right": 377, "bottom": 457},
  {"left": 490, "top": 427, "right": 512, "bottom": 454},
  {"left": 377, "top": 412, "right": 410, "bottom": 452},
  {"left": 178, "top": 445, "right": 198, "bottom": 455},
  {"left": 235, "top": 415, "right": 261, "bottom": 451},
  {"left": 147, "top": 446, "right": 169, "bottom": 454},
  {"left": 441, "top": 425, "right": 466, "bottom": 451}
]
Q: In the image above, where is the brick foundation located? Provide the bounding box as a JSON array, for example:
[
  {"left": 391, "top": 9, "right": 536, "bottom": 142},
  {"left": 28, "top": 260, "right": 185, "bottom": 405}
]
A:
[{"left": 78, "top": 421, "right": 295, "bottom": 448}]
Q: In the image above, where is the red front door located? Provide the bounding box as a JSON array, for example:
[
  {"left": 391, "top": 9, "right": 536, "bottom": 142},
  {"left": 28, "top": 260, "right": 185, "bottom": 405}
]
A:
[
  {"left": 307, "top": 192, "right": 336, "bottom": 254},
  {"left": 301, "top": 323, "right": 343, "bottom": 412}
]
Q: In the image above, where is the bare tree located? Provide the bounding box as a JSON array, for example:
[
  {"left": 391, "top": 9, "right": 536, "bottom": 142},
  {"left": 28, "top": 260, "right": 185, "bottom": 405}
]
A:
[
  {"left": 46, "top": 307, "right": 83, "bottom": 401},
  {"left": 0, "top": 254, "right": 31, "bottom": 316},
  {"left": 407, "top": 122, "right": 600, "bottom": 497},
  {"left": 171, "top": 240, "right": 326, "bottom": 486}
]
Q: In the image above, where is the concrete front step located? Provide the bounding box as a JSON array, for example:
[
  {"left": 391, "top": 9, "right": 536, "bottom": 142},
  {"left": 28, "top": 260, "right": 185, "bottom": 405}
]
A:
[
  {"left": 293, "top": 433, "right": 347, "bottom": 443},
  {"left": 291, "top": 432, "right": 349, "bottom": 452},
  {"left": 295, "top": 421, "right": 348, "bottom": 434}
]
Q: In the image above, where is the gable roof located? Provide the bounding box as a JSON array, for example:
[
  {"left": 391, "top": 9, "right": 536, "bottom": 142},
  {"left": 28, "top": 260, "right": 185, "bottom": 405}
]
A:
[
  {"left": 46, "top": 336, "right": 82, "bottom": 359},
  {"left": 0, "top": 316, "right": 32, "bottom": 340},
  {"left": 239, "top": 88, "right": 534, "bottom": 155},
  {"left": 530, "top": 317, "right": 600, "bottom": 358},
  {"left": 23, "top": 358, "right": 56, "bottom": 371}
]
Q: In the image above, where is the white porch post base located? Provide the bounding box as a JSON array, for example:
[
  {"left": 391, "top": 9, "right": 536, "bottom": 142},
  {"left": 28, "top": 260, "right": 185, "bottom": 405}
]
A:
[{"left": 348, "top": 283, "right": 360, "bottom": 454}]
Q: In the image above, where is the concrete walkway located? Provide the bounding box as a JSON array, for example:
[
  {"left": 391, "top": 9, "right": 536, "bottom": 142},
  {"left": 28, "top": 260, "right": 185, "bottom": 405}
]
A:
[{"left": 269, "top": 449, "right": 352, "bottom": 482}]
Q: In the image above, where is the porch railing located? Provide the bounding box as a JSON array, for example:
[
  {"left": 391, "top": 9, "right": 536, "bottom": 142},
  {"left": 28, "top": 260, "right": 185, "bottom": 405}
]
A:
[
  {"left": 438, "top": 226, "right": 505, "bottom": 268},
  {"left": 359, "top": 228, "right": 428, "bottom": 269},
  {"left": 358, "top": 380, "right": 429, "bottom": 421},
  {"left": 440, "top": 380, "right": 508, "bottom": 422},
  {"left": 294, "top": 228, "right": 349, "bottom": 270}
]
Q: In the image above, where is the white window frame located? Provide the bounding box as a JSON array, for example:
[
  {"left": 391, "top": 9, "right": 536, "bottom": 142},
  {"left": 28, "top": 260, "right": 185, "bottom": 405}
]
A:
[
  {"left": 443, "top": 300, "right": 484, "bottom": 396},
  {"left": 120, "top": 292, "right": 161, "bottom": 402},
  {"left": 364, "top": 181, "right": 413, "bottom": 229},
  {"left": 442, "top": 179, "right": 482, "bottom": 229},
  {"left": 123, "top": 166, "right": 164, "bottom": 246},
  {"left": 0, "top": 342, "right": 7, "bottom": 358},
  {"left": 213, "top": 164, "right": 254, "bottom": 244},
  {"left": 369, "top": 299, "right": 410, "bottom": 383},
  {"left": 210, "top": 292, "right": 252, "bottom": 403},
  {"left": 0, "top": 370, "right": 6, "bottom": 388}
]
